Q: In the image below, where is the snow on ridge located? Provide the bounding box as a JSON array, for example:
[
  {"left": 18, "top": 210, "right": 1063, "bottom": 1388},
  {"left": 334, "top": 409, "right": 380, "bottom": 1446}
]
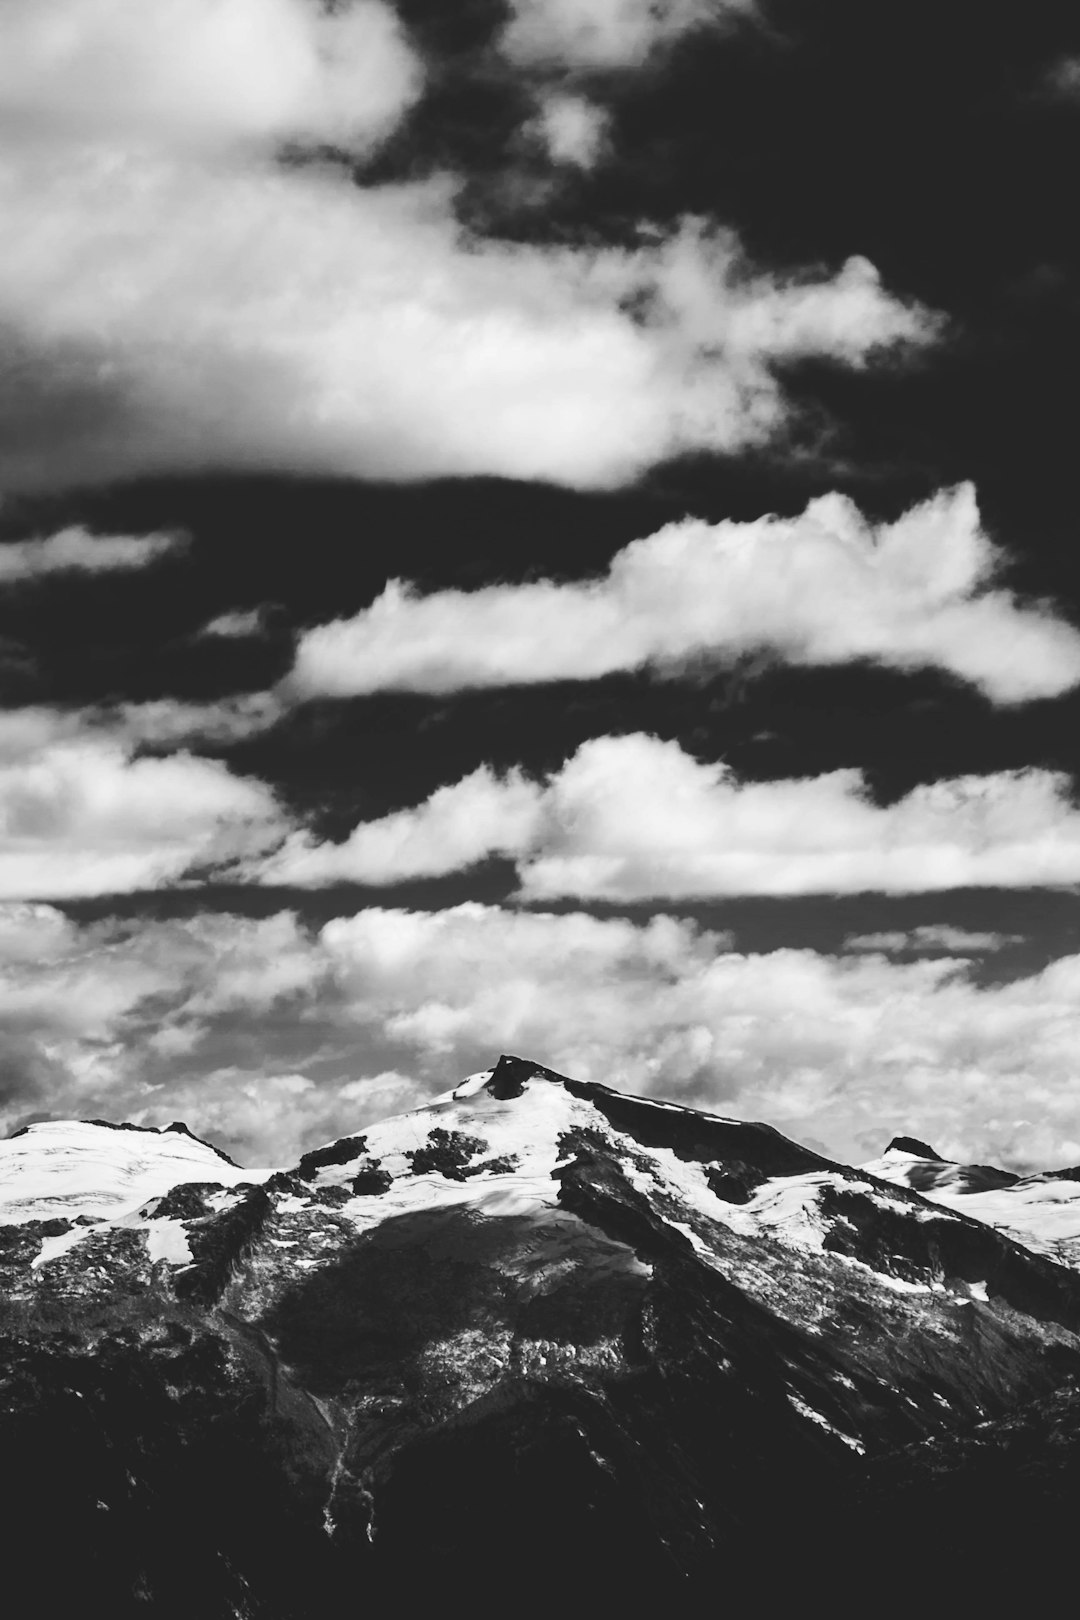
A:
[
  {"left": 18, "top": 1066, "right": 1080, "bottom": 1291},
  {"left": 307, "top": 1064, "right": 594, "bottom": 1225},
  {"left": 863, "top": 1145, "right": 1080, "bottom": 1268},
  {"left": 0, "top": 1119, "right": 275, "bottom": 1227}
]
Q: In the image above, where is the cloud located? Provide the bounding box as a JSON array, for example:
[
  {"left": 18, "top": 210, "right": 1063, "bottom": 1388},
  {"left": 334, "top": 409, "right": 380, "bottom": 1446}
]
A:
[
  {"left": 527, "top": 93, "right": 610, "bottom": 168},
  {"left": 5, "top": 899, "right": 1080, "bottom": 1170},
  {"left": 259, "top": 764, "right": 542, "bottom": 886},
  {"left": 0, "top": 0, "right": 423, "bottom": 155},
  {"left": 107, "top": 693, "right": 286, "bottom": 748},
  {"left": 251, "top": 731, "right": 1080, "bottom": 899},
  {"left": 1042, "top": 57, "right": 1080, "bottom": 97},
  {"left": 0, "top": 901, "right": 80, "bottom": 964},
  {"left": 500, "top": 0, "right": 751, "bottom": 69},
  {"left": 0, "top": 708, "right": 285, "bottom": 899},
  {"left": 0, "top": 905, "right": 344, "bottom": 1158},
  {"left": 197, "top": 608, "right": 268, "bottom": 639},
  {"left": 0, "top": 524, "right": 182, "bottom": 582},
  {"left": 288, "top": 485, "right": 1080, "bottom": 705},
  {"left": 844, "top": 925, "right": 1025, "bottom": 955},
  {"left": 0, "top": 128, "right": 934, "bottom": 491}
]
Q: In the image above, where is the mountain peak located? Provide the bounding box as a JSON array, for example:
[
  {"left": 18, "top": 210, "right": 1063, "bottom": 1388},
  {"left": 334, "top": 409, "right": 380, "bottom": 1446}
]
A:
[
  {"left": 885, "top": 1134, "right": 945, "bottom": 1160},
  {"left": 486, "top": 1053, "right": 575, "bottom": 1098}
]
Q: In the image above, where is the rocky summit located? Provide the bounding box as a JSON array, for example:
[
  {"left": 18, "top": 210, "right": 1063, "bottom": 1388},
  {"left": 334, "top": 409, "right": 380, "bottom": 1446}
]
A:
[{"left": 5, "top": 1055, "right": 1080, "bottom": 1615}]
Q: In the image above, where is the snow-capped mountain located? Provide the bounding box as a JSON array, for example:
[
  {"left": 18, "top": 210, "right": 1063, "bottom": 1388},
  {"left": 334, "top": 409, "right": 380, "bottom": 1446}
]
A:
[
  {"left": 862, "top": 1135, "right": 1080, "bottom": 1268},
  {"left": 4, "top": 1055, "right": 1080, "bottom": 1614}
]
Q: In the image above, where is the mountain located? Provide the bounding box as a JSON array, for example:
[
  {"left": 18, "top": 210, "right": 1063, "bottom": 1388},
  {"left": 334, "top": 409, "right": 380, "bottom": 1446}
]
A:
[
  {"left": 862, "top": 1136, "right": 1080, "bottom": 1268},
  {"left": 4, "top": 1055, "right": 1080, "bottom": 1614}
]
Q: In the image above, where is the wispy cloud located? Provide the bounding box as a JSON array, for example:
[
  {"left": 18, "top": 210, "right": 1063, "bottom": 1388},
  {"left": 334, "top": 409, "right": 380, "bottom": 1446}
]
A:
[
  {"left": 108, "top": 693, "right": 286, "bottom": 748},
  {"left": 844, "top": 925, "right": 1025, "bottom": 955},
  {"left": 197, "top": 607, "right": 267, "bottom": 640},
  {"left": 289, "top": 485, "right": 1080, "bottom": 706},
  {"left": 0, "top": 525, "right": 183, "bottom": 582}
]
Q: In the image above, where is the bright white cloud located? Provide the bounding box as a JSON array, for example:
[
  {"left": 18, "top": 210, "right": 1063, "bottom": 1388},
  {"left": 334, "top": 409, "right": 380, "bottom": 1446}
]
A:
[
  {"left": 845, "top": 925, "right": 1024, "bottom": 955},
  {"left": 0, "top": 524, "right": 182, "bottom": 582},
  {"left": 4, "top": 899, "right": 1080, "bottom": 1170},
  {"left": 0, "top": 135, "right": 934, "bottom": 491},
  {"left": 0, "top": 708, "right": 285, "bottom": 899},
  {"left": 0, "top": 0, "right": 423, "bottom": 154},
  {"left": 528, "top": 93, "right": 609, "bottom": 168},
  {"left": 501, "top": 0, "right": 750, "bottom": 69},
  {"left": 288, "top": 484, "right": 1080, "bottom": 705},
  {"left": 259, "top": 765, "right": 542, "bottom": 886},
  {"left": 250, "top": 731, "right": 1080, "bottom": 899}
]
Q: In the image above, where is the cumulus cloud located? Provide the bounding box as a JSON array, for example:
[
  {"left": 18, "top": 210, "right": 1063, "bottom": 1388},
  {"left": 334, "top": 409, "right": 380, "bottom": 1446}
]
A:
[
  {"left": 4, "top": 899, "right": 1080, "bottom": 1170},
  {"left": 845, "top": 925, "right": 1024, "bottom": 955},
  {"left": 527, "top": 93, "right": 610, "bottom": 168},
  {"left": 289, "top": 484, "right": 1080, "bottom": 705},
  {"left": 501, "top": 0, "right": 750, "bottom": 69},
  {"left": 0, "top": 708, "right": 285, "bottom": 899},
  {"left": 0, "top": 901, "right": 80, "bottom": 964},
  {"left": 0, "top": 524, "right": 182, "bottom": 582},
  {"left": 0, "top": 129, "right": 934, "bottom": 491},
  {"left": 251, "top": 731, "right": 1080, "bottom": 899},
  {"left": 0, "top": 0, "right": 423, "bottom": 154},
  {"left": 258, "top": 764, "right": 542, "bottom": 886}
]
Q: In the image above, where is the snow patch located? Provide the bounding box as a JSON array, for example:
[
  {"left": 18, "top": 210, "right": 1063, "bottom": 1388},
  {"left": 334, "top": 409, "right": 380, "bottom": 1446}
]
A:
[
  {"left": 144, "top": 1219, "right": 193, "bottom": 1266},
  {"left": 450, "top": 1068, "right": 495, "bottom": 1100},
  {"left": 32, "top": 1225, "right": 93, "bottom": 1269},
  {"left": 788, "top": 1392, "right": 865, "bottom": 1453}
]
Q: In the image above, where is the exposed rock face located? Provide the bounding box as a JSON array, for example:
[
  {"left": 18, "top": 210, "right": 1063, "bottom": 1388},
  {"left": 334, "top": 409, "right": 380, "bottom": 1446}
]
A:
[{"left": 5, "top": 1057, "right": 1080, "bottom": 1612}]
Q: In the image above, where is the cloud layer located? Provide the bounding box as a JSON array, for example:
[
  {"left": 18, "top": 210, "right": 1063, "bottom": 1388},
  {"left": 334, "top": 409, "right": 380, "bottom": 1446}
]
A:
[
  {"left": 289, "top": 484, "right": 1080, "bottom": 704},
  {"left": 844, "top": 925, "right": 1025, "bottom": 954},
  {"left": 4, "top": 899, "right": 1080, "bottom": 1172},
  {"left": 9, "top": 707, "right": 1080, "bottom": 906},
  {"left": 0, "top": 137, "right": 933, "bottom": 491},
  {"left": 253, "top": 732, "right": 1080, "bottom": 899},
  {"left": 0, "top": 0, "right": 935, "bottom": 492}
]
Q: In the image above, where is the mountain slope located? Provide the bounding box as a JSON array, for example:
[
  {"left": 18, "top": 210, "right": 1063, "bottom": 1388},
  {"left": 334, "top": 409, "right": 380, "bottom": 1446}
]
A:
[{"left": 5, "top": 1055, "right": 1080, "bottom": 1612}]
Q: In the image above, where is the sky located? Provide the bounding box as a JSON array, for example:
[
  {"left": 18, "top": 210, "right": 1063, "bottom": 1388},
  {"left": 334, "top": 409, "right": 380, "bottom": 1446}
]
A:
[{"left": 3, "top": 0, "right": 1080, "bottom": 1170}]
